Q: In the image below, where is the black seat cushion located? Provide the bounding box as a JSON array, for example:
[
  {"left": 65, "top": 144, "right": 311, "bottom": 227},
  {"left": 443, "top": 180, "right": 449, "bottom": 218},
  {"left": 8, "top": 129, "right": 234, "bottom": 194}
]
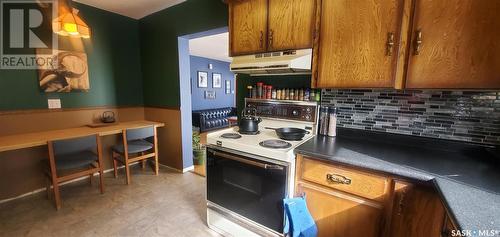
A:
[
  {"left": 54, "top": 150, "right": 98, "bottom": 170},
  {"left": 112, "top": 139, "right": 153, "bottom": 154}
]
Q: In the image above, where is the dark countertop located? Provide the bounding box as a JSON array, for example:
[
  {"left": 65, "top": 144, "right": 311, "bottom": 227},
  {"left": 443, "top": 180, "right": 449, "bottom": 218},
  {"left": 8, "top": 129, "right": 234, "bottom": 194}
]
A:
[{"left": 294, "top": 128, "right": 500, "bottom": 232}]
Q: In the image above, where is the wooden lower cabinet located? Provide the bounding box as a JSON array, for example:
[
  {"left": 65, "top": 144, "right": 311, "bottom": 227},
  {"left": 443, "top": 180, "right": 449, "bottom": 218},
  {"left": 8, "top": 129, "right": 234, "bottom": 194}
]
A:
[
  {"left": 295, "top": 155, "right": 450, "bottom": 237},
  {"left": 388, "top": 182, "right": 446, "bottom": 237},
  {"left": 297, "top": 182, "right": 384, "bottom": 237}
]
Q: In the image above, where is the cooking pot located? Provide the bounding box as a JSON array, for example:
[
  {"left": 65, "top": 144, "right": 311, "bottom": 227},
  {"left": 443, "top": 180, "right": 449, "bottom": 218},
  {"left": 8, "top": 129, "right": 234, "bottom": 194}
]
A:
[
  {"left": 265, "top": 127, "right": 310, "bottom": 141},
  {"left": 239, "top": 108, "right": 262, "bottom": 134}
]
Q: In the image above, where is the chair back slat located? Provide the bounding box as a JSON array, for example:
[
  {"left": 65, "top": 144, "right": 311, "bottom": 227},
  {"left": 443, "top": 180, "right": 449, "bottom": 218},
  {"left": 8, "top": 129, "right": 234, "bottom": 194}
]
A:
[
  {"left": 126, "top": 126, "right": 154, "bottom": 141},
  {"left": 53, "top": 135, "right": 97, "bottom": 156}
]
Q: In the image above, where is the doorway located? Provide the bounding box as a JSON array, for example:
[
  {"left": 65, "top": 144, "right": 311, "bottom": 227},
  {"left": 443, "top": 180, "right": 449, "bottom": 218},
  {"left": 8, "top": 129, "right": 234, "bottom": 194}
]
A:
[{"left": 177, "top": 27, "right": 235, "bottom": 176}]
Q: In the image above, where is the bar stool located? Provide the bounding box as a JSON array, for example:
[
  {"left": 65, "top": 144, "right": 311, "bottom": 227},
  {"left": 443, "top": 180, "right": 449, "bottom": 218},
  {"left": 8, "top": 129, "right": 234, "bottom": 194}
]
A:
[
  {"left": 111, "top": 126, "right": 158, "bottom": 184},
  {"left": 45, "top": 134, "right": 105, "bottom": 210}
]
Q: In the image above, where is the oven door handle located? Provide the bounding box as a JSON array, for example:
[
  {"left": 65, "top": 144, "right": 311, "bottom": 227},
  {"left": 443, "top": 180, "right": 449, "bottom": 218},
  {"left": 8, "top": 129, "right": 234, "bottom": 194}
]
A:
[{"left": 213, "top": 151, "right": 284, "bottom": 170}]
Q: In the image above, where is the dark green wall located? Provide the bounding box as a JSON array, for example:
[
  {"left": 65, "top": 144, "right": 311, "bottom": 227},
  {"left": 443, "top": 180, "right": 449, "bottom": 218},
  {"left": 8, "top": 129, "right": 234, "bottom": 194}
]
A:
[
  {"left": 236, "top": 74, "right": 313, "bottom": 116},
  {"left": 139, "top": 0, "right": 228, "bottom": 108},
  {"left": 0, "top": 3, "right": 143, "bottom": 111}
]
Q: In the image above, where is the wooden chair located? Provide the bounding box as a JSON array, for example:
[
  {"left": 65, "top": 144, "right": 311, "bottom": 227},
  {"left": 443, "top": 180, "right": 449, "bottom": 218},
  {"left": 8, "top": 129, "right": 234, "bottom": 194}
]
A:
[
  {"left": 45, "top": 134, "right": 105, "bottom": 210},
  {"left": 111, "top": 126, "right": 158, "bottom": 184}
]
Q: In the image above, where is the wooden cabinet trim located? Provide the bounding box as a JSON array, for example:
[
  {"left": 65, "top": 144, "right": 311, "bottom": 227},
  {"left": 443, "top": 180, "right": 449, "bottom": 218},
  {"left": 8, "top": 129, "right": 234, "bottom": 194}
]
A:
[
  {"left": 310, "top": 0, "right": 322, "bottom": 88},
  {"left": 298, "top": 155, "right": 389, "bottom": 202},
  {"left": 394, "top": 0, "right": 415, "bottom": 89},
  {"left": 297, "top": 181, "right": 384, "bottom": 210}
]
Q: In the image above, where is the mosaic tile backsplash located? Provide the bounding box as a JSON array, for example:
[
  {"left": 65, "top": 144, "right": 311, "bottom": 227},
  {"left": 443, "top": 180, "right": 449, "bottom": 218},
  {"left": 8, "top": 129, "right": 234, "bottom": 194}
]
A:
[{"left": 321, "top": 89, "right": 500, "bottom": 145}]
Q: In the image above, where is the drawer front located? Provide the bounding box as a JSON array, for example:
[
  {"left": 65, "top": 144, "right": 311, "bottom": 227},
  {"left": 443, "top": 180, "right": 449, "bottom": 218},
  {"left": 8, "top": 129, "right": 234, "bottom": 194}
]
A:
[{"left": 300, "top": 158, "right": 388, "bottom": 201}]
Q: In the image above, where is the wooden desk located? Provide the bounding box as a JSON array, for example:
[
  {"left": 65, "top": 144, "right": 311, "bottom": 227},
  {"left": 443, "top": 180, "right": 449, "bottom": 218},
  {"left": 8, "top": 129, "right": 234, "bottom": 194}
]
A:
[{"left": 0, "top": 120, "right": 164, "bottom": 152}]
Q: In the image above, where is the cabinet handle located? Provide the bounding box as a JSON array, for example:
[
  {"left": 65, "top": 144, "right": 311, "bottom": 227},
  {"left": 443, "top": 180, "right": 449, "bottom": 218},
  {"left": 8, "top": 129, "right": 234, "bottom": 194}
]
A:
[
  {"left": 268, "top": 29, "right": 274, "bottom": 49},
  {"left": 259, "top": 31, "right": 264, "bottom": 49},
  {"left": 386, "top": 32, "right": 395, "bottom": 56},
  {"left": 326, "top": 173, "right": 351, "bottom": 185},
  {"left": 414, "top": 30, "right": 422, "bottom": 55}
]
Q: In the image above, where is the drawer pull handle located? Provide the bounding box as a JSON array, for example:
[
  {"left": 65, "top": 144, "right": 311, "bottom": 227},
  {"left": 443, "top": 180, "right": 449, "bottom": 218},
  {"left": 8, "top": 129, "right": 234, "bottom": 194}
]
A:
[{"left": 326, "top": 173, "right": 351, "bottom": 185}]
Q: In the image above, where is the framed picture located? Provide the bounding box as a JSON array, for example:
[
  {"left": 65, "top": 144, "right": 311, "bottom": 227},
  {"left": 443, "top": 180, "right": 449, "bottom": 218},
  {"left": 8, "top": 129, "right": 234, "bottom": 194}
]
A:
[
  {"left": 37, "top": 49, "right": 89, "bottom": 92},
  {"left": 198, "top": 71, "right": 208, "bottom": 88},
  {"left": 205, "top": 91, "right": 216, "bottom": 99},
  {"left": 225, "top": 80, "right": 231, "bottom": 94},
  {"left": 212, "top": 73, "right": 222, "bottom": 88}
]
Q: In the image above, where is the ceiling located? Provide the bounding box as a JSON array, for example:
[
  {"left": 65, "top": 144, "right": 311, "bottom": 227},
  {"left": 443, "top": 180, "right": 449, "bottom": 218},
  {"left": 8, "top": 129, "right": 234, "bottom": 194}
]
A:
[
  {"left": 189, "top": 32, "right": 231, "bottom": 63},
  {"left": 74, "top": 0, "right": 186, "bottom": 19}
]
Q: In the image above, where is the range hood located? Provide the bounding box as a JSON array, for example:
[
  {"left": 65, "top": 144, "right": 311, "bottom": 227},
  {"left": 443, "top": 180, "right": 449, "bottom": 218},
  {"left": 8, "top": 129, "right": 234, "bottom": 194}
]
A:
[{"left": 230, "top": 49, "right": 312, "bottom": 76}]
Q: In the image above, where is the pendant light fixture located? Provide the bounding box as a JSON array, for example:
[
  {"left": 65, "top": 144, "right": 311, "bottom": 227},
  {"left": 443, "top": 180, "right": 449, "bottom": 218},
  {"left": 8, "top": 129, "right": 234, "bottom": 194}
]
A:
[{"left": 52, "top": 0, "right": 91, "bottom": 38}]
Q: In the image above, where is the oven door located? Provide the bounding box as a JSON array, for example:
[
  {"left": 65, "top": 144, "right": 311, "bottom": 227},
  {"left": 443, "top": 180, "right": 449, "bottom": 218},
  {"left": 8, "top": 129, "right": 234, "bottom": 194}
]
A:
[{"left": 206, "top": 147, "right": 288, "bottom": 233}]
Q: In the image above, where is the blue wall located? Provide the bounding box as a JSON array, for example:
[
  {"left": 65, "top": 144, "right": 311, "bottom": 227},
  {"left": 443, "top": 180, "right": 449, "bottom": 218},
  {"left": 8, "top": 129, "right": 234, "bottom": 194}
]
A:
[{"left": 190, "top": 55, "right": 235, "bottom": 111}]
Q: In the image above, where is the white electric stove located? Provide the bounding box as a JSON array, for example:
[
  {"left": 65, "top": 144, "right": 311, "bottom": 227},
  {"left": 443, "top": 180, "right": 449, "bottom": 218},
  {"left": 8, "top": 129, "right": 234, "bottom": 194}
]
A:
[
  {"left": 206, "top": 98, "right": 319, "bottom": 237},
  {"left": 206, "top": 119, "right": 315, "bottom": 163}
]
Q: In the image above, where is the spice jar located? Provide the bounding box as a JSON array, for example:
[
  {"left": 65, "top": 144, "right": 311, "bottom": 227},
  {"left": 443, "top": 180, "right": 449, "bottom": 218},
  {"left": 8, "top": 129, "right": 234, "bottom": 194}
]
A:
[
  {"left": 271, "top": 88, "right": 277, "bottom": 99},
  {"left": 318, "top": 106, "right": 330, "bottom": 136},
  {"left": 266, "top": 85, "right": 273, "bottom": 99},
  {"left": 327, "top": 107, "right": 337, "bottom": 137},
  {"left": 284, "top": 88, "right": 290, "bottom": 100},
  {"left": 277, "top": 89, "right": 282, "bottom": 100},
  {"left": 299, "top": 89, "right": 304, "bottom": 101},
  {"left": 315, "top": 89, "right": 321, "bottom": 101},
  {"left": 247, "top": 86, "right": 253, "bottom": 98},
  {"left": 289, "top": 89, "right": 295, "bottom": 100},
  {"left": 256, "top": 82, "right": 263, "bottom": 99},
  {"left": 304, "top": 88, "right": 310, "bottom": 101}
]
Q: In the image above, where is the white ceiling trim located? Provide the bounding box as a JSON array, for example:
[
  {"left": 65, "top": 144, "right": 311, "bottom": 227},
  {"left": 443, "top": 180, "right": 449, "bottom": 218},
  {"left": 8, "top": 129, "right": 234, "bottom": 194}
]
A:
[
  {"left": 189, "top": 32, "right": 232, "bottom": 63},
  {"left": 74, "top": 0, "right": 186, "bottom": 19}
]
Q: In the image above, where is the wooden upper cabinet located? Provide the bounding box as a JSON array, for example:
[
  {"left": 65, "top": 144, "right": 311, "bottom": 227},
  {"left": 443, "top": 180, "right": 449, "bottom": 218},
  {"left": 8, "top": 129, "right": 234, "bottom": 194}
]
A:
[
  {"left": 267, "top": 0, "right": 316, "bottom": 51},
  {"left": 229, "top": 0, "right": 268, "bottom": 56},
  {"left": 315, "top": 0, "right": 404, "bottom": 88},
  {"left": 406, "top": 0, "right": 500, "bottom": 89}
]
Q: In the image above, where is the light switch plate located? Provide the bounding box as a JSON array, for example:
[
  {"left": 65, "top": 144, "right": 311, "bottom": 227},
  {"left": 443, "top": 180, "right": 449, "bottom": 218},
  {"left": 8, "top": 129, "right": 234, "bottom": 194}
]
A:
[{"left": 48, "top": 99, "right": 61, "bottom": 109}]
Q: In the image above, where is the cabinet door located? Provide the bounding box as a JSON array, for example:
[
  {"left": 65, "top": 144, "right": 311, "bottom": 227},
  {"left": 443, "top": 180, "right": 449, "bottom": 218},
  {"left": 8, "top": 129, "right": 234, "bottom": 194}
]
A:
[
  {"left": 267, "top": 0, "right": 316, "bottom": 51},
  {"left": 406, "top": 0, "right": 500, "bottom": 89},
  {"left": 229, "top": 0, "right": 268, "bottom": 56},
  {"left": 297, "top": 182, "right": 383, "bottom": 237},
  {"left": 389, "top": 182, "right": 445, "bottom": 237},
  {"left": 315, "top": 0, "right": 404, "bottom": 88}
]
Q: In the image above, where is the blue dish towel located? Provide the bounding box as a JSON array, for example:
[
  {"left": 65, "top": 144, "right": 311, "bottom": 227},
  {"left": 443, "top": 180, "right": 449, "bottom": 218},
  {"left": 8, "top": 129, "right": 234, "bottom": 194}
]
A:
[{"left": 283, "top": 196, "right": 318, "bottom": 237}]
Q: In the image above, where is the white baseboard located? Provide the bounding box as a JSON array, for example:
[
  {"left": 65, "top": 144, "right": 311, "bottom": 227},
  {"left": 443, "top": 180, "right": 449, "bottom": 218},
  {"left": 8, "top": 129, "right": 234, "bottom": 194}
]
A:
[
  {"left": 157, "top": 163, "right": 193, "bottom": 173},
  {"left": 0, "top": 163, "right": 138, "bottom": 205},
  {"left": 183, "top": 165, "right": 194, "bottom": 173}
]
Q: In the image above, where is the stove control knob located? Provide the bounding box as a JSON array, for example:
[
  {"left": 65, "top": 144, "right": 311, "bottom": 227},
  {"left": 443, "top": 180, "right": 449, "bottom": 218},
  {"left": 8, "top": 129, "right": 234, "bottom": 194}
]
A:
[
  {"left": 306, "top": 107, "right": 312, "bottom": 113},
  {"left": 305, "top": 115, "right": 311, "bottom": 120},
  {"left": 292, "top": 110, "right": 299, "bottom": 116}
]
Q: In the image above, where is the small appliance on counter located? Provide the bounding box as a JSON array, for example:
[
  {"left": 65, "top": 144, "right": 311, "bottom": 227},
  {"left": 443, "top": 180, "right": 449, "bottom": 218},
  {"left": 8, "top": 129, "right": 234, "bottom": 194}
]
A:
[
  {"left": 206, "top": 98, "right": 319, "bottom": 237},
  {"left": 100, "top": 111, "right": 116, "bottom": 123},
  {"left": 238, "top": 107, "right": 262, "bottom": 135}
]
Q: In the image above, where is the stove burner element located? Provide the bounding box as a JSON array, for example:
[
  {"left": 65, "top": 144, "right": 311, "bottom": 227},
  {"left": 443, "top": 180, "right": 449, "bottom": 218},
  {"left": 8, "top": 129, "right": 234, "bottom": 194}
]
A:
[
  {"left": 239, "top": 130, "right": 260, "bottom": 135},
  {"left": 220, "top": 133, "right": 242, "bottom": 139},
  {"left": 259, "top": 139, "right": 292, "bottom": 149}
]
